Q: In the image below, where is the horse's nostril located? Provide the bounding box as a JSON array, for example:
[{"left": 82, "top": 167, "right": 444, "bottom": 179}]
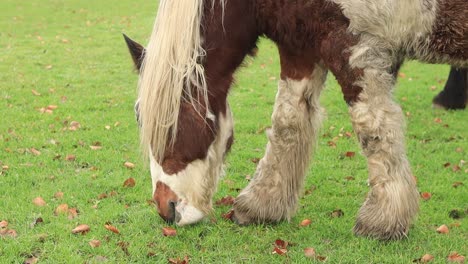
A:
[{"left": 164, "top": 200, "right": 177, "bottom": 223}]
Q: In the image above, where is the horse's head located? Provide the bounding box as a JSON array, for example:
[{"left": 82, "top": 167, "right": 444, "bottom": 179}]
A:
[{"left": 124, "top": 35, "right": 234, "bottom": 225}]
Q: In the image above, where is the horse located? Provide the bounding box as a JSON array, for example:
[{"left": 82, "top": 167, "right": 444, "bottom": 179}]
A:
[
  {"left": 433, "top": 67, "right": 467, "bottom": 109},
  {"left": 124, "top": 0, "right": 467, "bottom": 240}
]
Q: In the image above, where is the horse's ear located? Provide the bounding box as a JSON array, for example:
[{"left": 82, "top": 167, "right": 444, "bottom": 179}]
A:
[{"left": 123, "top": 34, "right": 145, "bottom": 72}]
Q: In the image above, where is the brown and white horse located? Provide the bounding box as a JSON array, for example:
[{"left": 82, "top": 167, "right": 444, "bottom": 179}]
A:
[{"left": 125, "top": 0, "right": 467, "bottom": 240}]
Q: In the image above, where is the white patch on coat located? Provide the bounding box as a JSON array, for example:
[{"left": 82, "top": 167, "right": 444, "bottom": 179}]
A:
[{"left": 150, "top": 103, "right": 233, "bottom": 226}]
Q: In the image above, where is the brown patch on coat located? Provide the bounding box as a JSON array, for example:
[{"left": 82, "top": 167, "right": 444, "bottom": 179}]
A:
[
  {"left": 256, "top": 0, "right": 363, "bottom": 104},
  {"left": 429, "top": 0, "right": 468, "bottom": 60}
]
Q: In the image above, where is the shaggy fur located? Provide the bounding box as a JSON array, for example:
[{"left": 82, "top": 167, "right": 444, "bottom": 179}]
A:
[{"left": 233, "top": 64, "right": 327, "bottom": 224}]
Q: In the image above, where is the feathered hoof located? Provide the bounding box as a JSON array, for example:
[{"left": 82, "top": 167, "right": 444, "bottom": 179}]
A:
[{"left": 353, "top": 218, "right": 410, "bottom": 240}]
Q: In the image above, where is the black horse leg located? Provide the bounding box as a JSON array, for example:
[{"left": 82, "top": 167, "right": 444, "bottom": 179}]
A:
[{"left": 433, "top": 67, "right": 467, "bottom": 110}]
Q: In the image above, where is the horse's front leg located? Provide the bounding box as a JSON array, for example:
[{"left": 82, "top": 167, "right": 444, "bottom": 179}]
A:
[
  {"left": 323, "top": 36, "right": 420, "bottom": 239},
  {"left": 232, "top": 50, "right": 327, "bottom": 224}
]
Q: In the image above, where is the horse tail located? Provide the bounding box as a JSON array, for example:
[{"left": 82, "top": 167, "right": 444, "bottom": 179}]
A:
[{"left": 138, "top": 0, "right": 209, "bottom": 162}]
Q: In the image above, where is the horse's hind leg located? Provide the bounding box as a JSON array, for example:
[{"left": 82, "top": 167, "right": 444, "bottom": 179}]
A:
[
  {"left": 323, "top": 37, "right": 419, "bottom": 239},
  {"left": 232, "top": 52, "right": 327, "bottom": 224}
]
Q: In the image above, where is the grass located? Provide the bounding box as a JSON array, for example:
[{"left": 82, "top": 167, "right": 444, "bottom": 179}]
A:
[{"left": 0, "top": 0, "right": 466, "bottom": 263}]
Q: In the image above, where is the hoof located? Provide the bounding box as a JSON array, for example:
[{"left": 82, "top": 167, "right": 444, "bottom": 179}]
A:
[{"left": 353, "top": 219, "right": 409, "bottom": 240}]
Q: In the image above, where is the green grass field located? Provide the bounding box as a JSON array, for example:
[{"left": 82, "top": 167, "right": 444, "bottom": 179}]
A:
[{"left": 0, "top": 0, "right": 466, "bottom": 263}]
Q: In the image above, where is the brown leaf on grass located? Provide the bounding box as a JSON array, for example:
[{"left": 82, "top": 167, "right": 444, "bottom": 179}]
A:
[
  {"left": 168, "top": 256, "right": 189, "bottom": 264},
  {"left": 89, "top": 239, "right": 101, "bottom": 248},
  {"left": 123, "top": 178, "right": 136, "bottom": 188},
  {"left": 272, "top": 239, "right": 289, "bottom": 255},
  {"left": 215, "top": 196, "right": 235, "bottom": 206},
  {"left": 0, "top": 229, "right": 17, "bottom": 238},
  {"left": 327, "top": 141, "right": 336, "bottom": 148},
  {"left": 69, "top": 121, "right": 81, "bottom": 131},
  {"left": 54, "top": 192, "right": 64, "bottom": 199},
  {"left": 434, "top": 117, "right": 442, "bottom": 123},
  {"left": 72, "top": 224, "right": 90, "bottom": 234},
  {"left": 33, "top": 197, "right": 46, "bottom": 206},
  {"left": 421, "top": 192, "right": 432, "bottom": 201},
  {"left": 31, "top": 90, "right": 41, "bottom": 96},
  {"left": 304, "top": 247, "right": 316, "bottom": 258},
  {"left": 55, "top": 204, "right": 69, "bottom": 215},
  {"left": 444, "top": 162, "right": 451, "bottom": 168},
  {"left": 97, "top": 193, "right": 108, "bottom": 200},
  {"left": 345, "top": 151, "right": 355, "bottom": 158},
  {"left": 304, "top": 185, "right": 317, "bottom": 195},
  {"left": 221, "top": 210, "right": 234, "bottom": 220},
  {"left": 104, "top": 224, "right": 120, "bottom": 234},
  {"left": 273, "top": 247, "right": 287, "bottom": 255},
  {"left": 124, "top": 162, "right": 135, "bottom": 169},
  {"left": 162, "top": 227, "right": 177, "bottom": 237},
  {"left": 31, "top": 217, "right": 44, "bottom": 228},
  {"left": 452, "top": 165, "right": 461, "bottom": 172},
  {"left": 47, "top": 105, "right": 58, "bottom": 110},
  {"left": 65, "top": 154, "right": 76, "bottom": 161},
  {"left": 300, "top": 219, "right": 312, "bottom": 227},
  {"left": 316, "top": 255, "right": 327, "bottom": 262},
  {"left": 0, "top": 220, "right": 8, "bottom": 228},
  {"left": 436, "top": 224, "right": 449, "bottom": 234},
  {"left": 345, "top": 176, "right": 355, "bottom": 181},
  {"left": 330, "top": 209, "right": 344, "bottom": 218},
  {"left": 68, "top": 208, "right": 78, "bottom": 219},
  {"left": 117, "top": 241, "right": 130, "bottom": 256},
  {"left": 447, "top": 252, "right": 465, "bottom": 263},
  {"left": 398, "top": 72, "right": 406, "bottom": 78},
  {"left": 413, "top": 254, "right": 435, "bottom": 263},
  {"left": 251, "top": 158, "right": 260, "bottom": 164},
  {"left": 24, "top": 257, "right": 38, "bottom": 264},
  {"left": 90, "top": 145, "right": 102, "bottom": 150},
  {"left": 30, "top": 148, "right": 41, "bottom": 156}
]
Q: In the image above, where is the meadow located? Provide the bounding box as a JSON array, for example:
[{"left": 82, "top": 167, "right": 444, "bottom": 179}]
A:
[{"left": 0, "top": 0, "right": 466, "bottom": 263}]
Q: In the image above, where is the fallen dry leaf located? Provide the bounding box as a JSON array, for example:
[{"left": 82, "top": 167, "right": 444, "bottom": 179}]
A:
[
  {"left": 31, "top": 90, "right": 41, "bottom": 96},
  {"left": 330, "top": 209, "right": 344, "bottom": 218},
  {"left": 345, "top": 151, "right": 355, "bottom": 158},
  {"left": 55, "top": 204, "right": 69, "bottom": 215},
  {"left": 273, "top": 247, "right": 287, "bottom": 255},
  {"left": 117, "top": 241, "right": 130, "bottom": 256},
  {"left": 97, "top": 193, "right": 108, "bottom": 200},
  {"left": 421, "top": 192, "right": 432, "bottom": 201},
  {"left": 68, "top": 208, "right": 78, "bottom": 219},
  {"left": 69, "top": 121, "right": 81, "bottom": 131},
  {"left": 23, "top": 257, "right": 38, "bottom": 264},
  {"left": 89, "top": 239, "right": 101, "bottom": 248},
  {"left": 300, "top": 219, "right": 312, "bottom": 227},
  {"left": 104, "top": 224, "right": 120, "bottom": 234},
  {"left": 30, "top": 217, "right": 44, "bottom": 228},
  {"left": 221, "top": 210, "right": 234, "bottom": 220},
  {"left": 72, "top": 224, "right": 90, "bottom": 234},
  {"left": 65, "top": 154, "right": 76, "bottom": 161},
  {"left": 168, "top": 256, "right": 189, "bottom": 264},
  {"left": 54, "top": 192, "right": 64, "bottom": 199},
  {"left": 304, "top": 247, "right": 316, "bottom": 258},
  {"left": 0, "top": 220, "right": 8, "bottom": 228},
  {"left": 0, "top": 229, "right": 17, "bottom": 238},
  {"left": 123, "top": 178, "right": 136, "bottom": 188},
  {"left": 420, "top": 254, "right": 435, "bottom": 263},
  {"left": 436, "top": 224, "right": 449, "bottom": 234},
  {"left": 30, "top": 148, "right": 41, "bottom": 156},
  {"left": 124, "top": 162, "right": 135, "bottom": 169},
  {"left": 215, "top": 196, "right": 235, "bottom": 206},
  {"left": 444, "top": 162, "right": 451, "bottom": 168},
  {"left": 90, "top": 145, "right": 102, "bottom": 150},
  {"left": 448, "top": 252, "right": 465, "bottom": 263},
  {"left": 33, "top": 197, "right": 47, "bottom": 206},
  {"left": 162, "top": 227, "right": 177, "bottom": 237}
]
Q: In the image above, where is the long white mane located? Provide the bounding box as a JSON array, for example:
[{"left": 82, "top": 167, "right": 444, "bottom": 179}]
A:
[{"left": 139, "top": 0, "right": 224, "bottom": 162}]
